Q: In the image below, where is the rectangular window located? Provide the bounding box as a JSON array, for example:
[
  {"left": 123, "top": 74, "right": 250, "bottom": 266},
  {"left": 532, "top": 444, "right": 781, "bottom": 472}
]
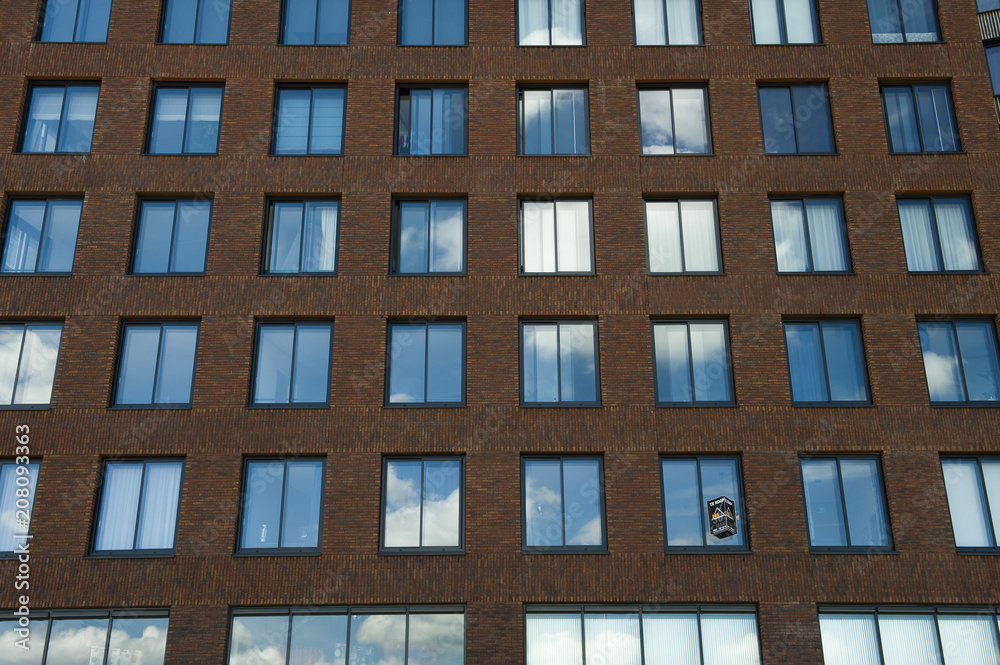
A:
[
  {"left": 519, "top": 199, "right": 593, "bottom": 274},
  {"left": 521, "top": 320, "right": 600, "bottom": 406},
  {"left": 2, "top": 198, "right": 82, "bottom": 274},
  {"left": 652, "top": 320, "right": 734, "bottom": 405},
  {"left": 750, "top": 0, "right": 820, "bottom": 44},
  {"left": 0, "top": 323, "right": 63, "bottom": 407},
  {"left": 517, "top": 0, "right": 584, "bottom": 45},
  {"left": 0, "top": 460, "right": 39, "bottom": 554},
  {"left": 897, "top": 198, "right": 981, "bottom": 273},
  {"left": 661, "top": 456, "right": 746, "bottom": 550},
  {"left": 941, "top": 457, "right": 1000, "bottom": 551},
  {"left": 161, "top": 0, "right": 231, "bottom": 43},
  {"left": 21, "top": 83, "right": 99, "bottom": 153},
  {"left": 770, "top": 197, "right": 850, "bottom": 273},
  {"left": 238, "top": 458, "right": 324, "bottom": 553},
  {"left": 987, "top": 45, "right": 1000, "bottom": 97},
  {"left": 784, "top": 320, "right": 870, "bottom": 405},
  {"left": 148, "top": 85, "right": 224, "bottom": 155},
  {"left": 381, "top": 457, "right": 463, "bottom": 552},
  {"left": 396, "top": 86, "right": 467, "bottom": 155},
  {"left": 114, "top": 322, "right": 199, "bottom": 407},
  {"left": 228, "top": 607, "right": 465, "bottom": 665},
  {"left": 759, "top": 84, "right": 835, "bottom": 154},
  {"left": 518, "top": 87, "right": 589, "bottom": 155},
  {"left": 132, "top": 199, "right": 211, "bottom": 274},
  {"left": 38, "top": 0, "right": 112, "bottom": 42},
  {"left": 645, "top": 199, "right": 721, "bottom": 274},
  {"left": 800, "top": 456, "right": 892, "bottom": 551},
  {"left": 918, "top": 320, "right": 1000, "bottom": 404},
  {"left": 92, "top": 459, "right": 184, "bottom": 555},
  {"left": 980, "top": 0, "right": 1000, "bottom": 10},
  {"left": 522, "top": 456, "right": 605, "bottom": 551},
  {"left": 251, "top": 322, "right": 333, "bottom": 406},
  {"left": 638, "top": 86, "right": 712, "bottom": 154},
  {"left": 273, "top": 86, "right": 346, "bottom": 155},
  {"left": 633, "top": 0, "right": 701, "bottom": 45},
  {"left": 399, "top": 0, "right": 467, "bottom": 45},
  {"left": 881, "top": 84, "right": 960, "bottom": 153},
  {"left": 385, "top": 322, "right": 465, "bottom": 406},
  {"left": 281, "top": 0, "right": 351, "bottom": 44},
  {"left": 263, "top": 200, "right": 340, "bottom": 274},
  {"left": 392, "top": 199, "right": 465, "bottom": 275},
  {"left": 866, "top": 0, "right": 939, "bottom": 43}
]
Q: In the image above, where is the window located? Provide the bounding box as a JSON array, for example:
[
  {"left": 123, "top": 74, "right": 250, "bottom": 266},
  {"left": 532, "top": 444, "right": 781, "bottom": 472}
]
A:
[
  {"left": 385, "top": 322, "right": 465, "bottom": 406},
  {"left": 396, "top": 86, "right": 467, "bottom": 155},
  {"left": 2, "top": 198, "right": 82, "bottom": 274},
  {"left": 881, "top": 84, "right": 960, "bottom": 153},
  {"left": 0, "top": 323, "right": 63, "bottom": 407},
  {"left": 399, "top": 0, "right": 466, "bottom": 45},
  {"left": 522, "top": 456, "right": 605, "bottom": 551},
  {"left": 638, "top": 86, "right": 712, "bottom": 154},
  {"left": 661, "top": 456, "right": 747, "bottom": 550},
  {"left": 147, "top": 85, "right": 223, "bottom": 155},
  {"left": 866, "top": 0, "right": 939, "bottom": 43},
  {"left": 633, "top": 0, "right": 701, "bottom": 45},
  {"left": 238, "top": 458, "right": 324, "bottom": 553},
  {"left": 38, "top": 0, "right": 112, "bottom": 42},
  {"left": 987, "top": 45, "right": 1000, "bottom": 96},
  {"left": 749, "top": 0, "right": 819, "bottom": 44},
  {"left": 770, "top": 198, "right": 850, "bottom": 273},
  {"left": 20, "top": 83, "right": 99, "bottom": 153},
  {"left": 251, "top": 322, "right": 333, "bottom": 406},
  {"left": 391, "top": 199, "right": 466, "bottom": 274},
  {"left": 519, "top": 199, "right": 593, "bottom": 274},
  {"left": 161, "top": 0, "right": 231, "bottom": 43},
  {"left": 114, "top": 322, "right": 199, "bottom": 407},
  {"left": 263, "top": 200, "right": 340, "bottom": 274},
  {"left": 228, "top": 607, "right": 465, "bottom": 665},
  {"left": 525, "top": 606, "right": 762, "bottom": 665},
  {"left": 784, "top": 320, "right": 870, "bottom": 405},
  {"left": 645, "top": 199, "right": 722, "bottom": 274},
  {"left": 980, "top": 0, "right": 1000, "bottom": 11},
  {"left": 273, "top": 86, "right": 346, "bottom": 155},
  {"left": 517, "top": 0, "right": 584, "bottom": 45},
  {"left": 132, "top": 199, "right": 211, "bottom": 274},
  {"left": 652, "top": 320, "right": 734, "bottom": 405},
  {"left": 897, "top": 198, "right": 981, "bottom": 273},
  {"left": 521, "top": 320, "right": 600, "bottom": 406},
  {"left": 941, "top": 457, "right": 1000, "bottom": 551},
  {"left": 917, "top": 320, "right": 1000, "bottom": 404},
  {"left": 381, "top": 457, "right": 463, "bottom": 552},
  {"left": 92, "top": 459, "right": 184, "bottom": 556},
  {"left": 518, "top": 87, "right": 589, "bottom": 155},
  {"left": 758, "top": 84, "right": 835, "bottom": 154},
  {"left": 0, "top": 460, "right": 39, "bottom": 554},
  {"left": 800, "top": 456, "right": 892, "bottom": 551},
  {"left": 281, "top": 0, "right": 351, "bottom": 44}
]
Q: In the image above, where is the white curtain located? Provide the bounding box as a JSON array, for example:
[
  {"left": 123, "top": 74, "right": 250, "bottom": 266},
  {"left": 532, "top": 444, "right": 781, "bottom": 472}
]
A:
[
  {"left": 751, "top": 0, "right": 782, "bottom": 43},
  {"left": 934, "top": 200, "right": 978, "bottom": 271},
  {"left": 526, "top": 614, "right": 583, "bottom": 665},
  {"left": 667, "top": 0, "right": 700, "bottom": 44},
  {"left": 432, "top": 89, "right": 465, "bottom": 154},
  {"left": 878, "top": 615, "right": 944, "bottom": 665},
  {"left": 522, "top": 90, "right": 553, "bottom": 154},
  {"left": 310, "top": 88, "right": 344, "bottom": 153},
  {"left": 303, "top": 202, "right": 339, "bottom": 272},
  {"left": 523, "top": 202, "right": 556, "bottom": 272},
  {"left": 136, "top": 462, "right": 182, "bottom": 550},
  {"left": 551, "top": 0, "right": 583, "bottom": 45},
  {"left": 95, "top": 463, "right": 143, "bottom": 550},
  {"left": 681, "top": 200, "right": 719, "bottom": 271},
  {"left": 0, "top": 327, "right": 26, "bottom": 404},
  {"left": 555, "top": 201, "right": 592, "bottom": 272},
  {"left": 584, "top": 614, "right": 642, "bottom": 665},
  {"left": 941, "top": 460, "right": 993, "bottom": 548},
  {"left": 523, "top": 324, "right": 560, "bottom": 403},
  {"left": 938, "top": 615, "right": 1000, "bottom": 665},
  {"left": 898, "top": 201, "right": 937, "bottom": 271},
  {"left": 819, "top": 614, "right": 881, "bottom": 665},
  {"left": 642, "top": 614, "right": 699, "bottom": 664},
  {"left": 429, "top": 201, "right": 464, "bottom": 273},
  {"left": 634, "top": 0, "right": 667, "bottom": 45},
  {"left": 519, "top": 0, "right": 550, "bottom": 44},
  {"left": 701, "top": 614, "right": 762, "bottom": 665},
  {"left": 15, "top": 325, "right": 62, "bottom": 405},
  {"left": 771, "top": 201, "right": 809, "bottom": 272},
  {"left": 646, "top": 201, "right": 682, "bottom": 272},
  {"left": 783, "top": 0, "right": 818, "bottom": 43},
  {"left": 984, "top": 461, "right": 1000, "bottom": 541},
  {"left": 0, "top": 464, "right": 39, "bottom": 551},
  {"left": 807, "top": 200, "right": 848, "bottom": 271}
]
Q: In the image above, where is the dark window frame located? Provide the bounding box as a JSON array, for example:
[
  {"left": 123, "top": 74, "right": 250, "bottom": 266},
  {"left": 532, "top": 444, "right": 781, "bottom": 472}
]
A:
[
  {"left": 896, "top": 196, "right": 983, "bottom": 274},
  {"left": 516, "top": 84, "right": 592, "bottom": 156},
  {"left": 260, "top": 197, "right": 342, "bottom": 276},
  {"left": 144, "top": 83, "right": 225, "bottom": 155},
  {"left": 880, "top": 82, "right": 962, "bottom": 154},
  {"left": 249, "top": 320, "right": 335, "bottom": 408},
  {"left": 643, "top": 196, "right": 724, "bottom": 275},
  {"left": 18, "top": 81, "right": 101, "bottom": 155},
  {"left": 270, "top": 83, "right": 348, "bottom": 156},
  {"left": 865, "top": 0, "right": 941, "bottom": 44},
  {"left": 520, "top": 455, "right": 608, "bottom": 553},
  {"left": 35, "top": 0, "right": 113, "bottom": 43},
  {"left": 0, "top": 320, "right": 64, "bottom": 411},
  {"left": 782, "top": 318, "right": 872, "bottom": 407},
  {"left": 2, "top": 196, "right": 84, "bottom": 276},
  {"left": 396, "top": 0, "right": 469, "bottom": 46},
  {"left": 0, "top": 458, "right": 41, "bottom": 558},
  {"left": 235, "top": 456, "right": 326, "bottom": 555},
  {"left": 636, "top": 84, "right": 714, "bottom": 156},
  {"left": 111, "top": 321, "right": 201, "bottom": 409},
  {"left": 129, "top": 196, "right": 213, "bottom": 276},
  {"left": 651, "top": 319, "right": 736, "bottom": 407},
  {"left": 917, "top": 318, "right": 1000, "bottom": 406},
  {"left": 519, "top": 318, "right": 602, "bottom": 407},
  {"left": 769, "top": 195, "right": 853, "bottom": 274},
  {"left": 517, "top": 196, "right": 596, "bottom": 275},
  {"left": 279, "top": 0, "right": 353, "bottom": 45},
  {"left": 940, "top": 455, "right": 1000, "bottom": 554},
  {"left": 15, "top": 608, "right": 171, "bottom": 663},
  {"left": 748, "top": 0, "right": 822, "bottom": 44},
  {"left": 158, "top": 0, "right": 233, "bottom": 44},
  {"left": 383, "top": 320, "right": 467, "bottom": 407},
  {"left": 757, "top": 82, "right": 837, "bottom": 155},
  {"left": 630, "top": 0, "right": 704, "bottom": 46},
  {"left": 393, "top": 84, "right": 469, "bottom": 156},
  {"left": 379, "top": 455, "right": 466, "bottom": 554},
  {"left": 515, "top": 0, "right": 587, "bottom": 46},
  {"left": 390, "top": 197, "right": 468, "bottom": 276},
  {"left": 660, "top": 455, "right": 749, "bottom": 552}
]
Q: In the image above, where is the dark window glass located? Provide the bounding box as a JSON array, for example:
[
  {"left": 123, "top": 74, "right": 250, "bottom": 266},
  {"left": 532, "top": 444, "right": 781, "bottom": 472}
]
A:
[
  {"left": 161, "top": 0, "right": 231, "bottom": 43},
  {"left": 517, "top": 0, "right": 584, "bottom": 45},
  {"left": 133, "top": 200, "right": 211, "bottom": 274},
  {"left": 881, "top": 84, "right": 960, "bottom": 153},
  {"left": 0, "top": 461, "right": 40, "bottom": 552},
  {"left": 987, "top": 45, "right": 1000, "bottom": 96},
  {"left": 148, "top": 86, "right": 223, "bottom": 155},
  {"left": 770, "top": 198, "right": 850, "bottom": 273},
  {"left": 386, "top": 322, "right": 464, "bottom": 406},
  {"left": 661, "top": 456, "right": 746, "bottom": 549},
  {"left": 653, "top": 321, "right": 733, "bottom": 405},
  {"left": 263, "top": 201, "right": 340, "bottom": 274},
  {"left": 392, "top": 200, "right": 466, "bottom": 274},
  {"left": 239, "top": 458, "right": 324, "bottom": 552},
  {"left": 639, "top": 87, "right": 712, "bottom": 154},
  {"left": 282, "top": 0, "right": 351, "bottom": 44},
  {"left": 115, "top": 323, "right": 199, "bottom": 407},
  {"left": 645, "top": 199, "right": 721, "bottom": 274},
  {"left": 21, "top": 84, "right": 99, "bottom": 153},
  {"left": 519, "top": 200, "right": 593, "bottom": 274},
  {"left": 523, "top": 457, "right": 605, "bottom": 551},
  {"left": 0, "top": 323, "right": 63, "bottom": 407},
  {"left": 39, "top": 0, "right": 112, "bottom": 42},
  {"left": 273, "top": 86, "right": 345, "bottom": 155},
  {"left": 941, "top": 457, "right": 1000, "bottom": 551},
  {"left": 749, "top": 0, "right": 819, "bottom": 44},
  {"left": 918, "top": 320, "right": 1000, "bottom": 404},
  {"left": 800, "top": 456, "right": 892, "bottom": 550},
  {"left": 400, "top": 0, "right": 466, "bottom": 45},
  {"left": 784, "top": 320, "right": 869, "bottom": 405},
  {"left": 92, "top": 459, "right": 183, "bottom": 554},
  {"left": 2, "top": 199, "right": 82, "bottom": 274},
  {"left": 396, "top": 87, "right": 467, "bottom": 155},
  {"left": 521, "top": 321, "right": 600, "bottom": 405},
  {"left": 252, "top": 322, "right": 333, "bottom": 406},
  {"left": 381, "top": 457, "right": 463, "bottom": 551},
  {"left": 759, "top": 84, "right": 835, "bottom": 154},
  {"left": 633, "top": 0, "right": 701, "bottom": 45},
  {"left": 518, "top": 87, "right": 589, "bottom": 155},
  {"left": 866, "top": 0, "right": 939, "bottom": 43},
  {"left": 980, "top": 0, "right": 1000, "bottom": 11},
  {"left": 897, "top": 198, "right": 980, "bottom": 273}
]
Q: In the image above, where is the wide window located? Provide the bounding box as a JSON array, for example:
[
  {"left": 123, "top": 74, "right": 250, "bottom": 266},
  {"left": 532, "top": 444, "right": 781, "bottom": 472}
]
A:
[
  {"left": 645, "top": 199, "right": 721, "bottom": 274},
  {"left": 759, "top": 84, "right": 835, "bottom": 154},
  {"left": 21, "top": 83, "right": 99, "bottom": 153},
  {"left": 661, "top": 456, "right": 746, "bottom": 550},
  {"left": 161, "top": 0, "right": 231, "bottom": 43},
  {"left": 866, "top": 0, "right": 939, "bottom": 43},
  {"left": 917, "top": 320, "right": 1000, "bottom": 404},
  {"left": 92, "top": 459, "right": 183, "bottom": 555},
  {"left": 519, "top": 199, "right": 593, "bottom": 274},
  {"left": 273, "top": 86, "right": 345, "bottom": 155},
  {"left": 132, "top": 199, "right": 211, "bottom": 274},
  {"left": 252, "top": 322, "right": 333, "bottom": 406},
  {"left": 0, "top": 323, "right": 63, "bottom": 407},
  {"left": 2, "top": 198, "right": 82, "bottom": 274},
  {"left": 897, "top": 198, "right": 981, "bottom": 273},
  {"left": 396, "top": 86, "right": 467, "bottom": 155},
  {"left": 881, "top": 84, "right": 960, "bottom": 153},
  {"left": 391, "top": 199, "right": 466, "bottom": 275},
  {"left": 522, "top": 456, "right": 605, "bottom": 551},
  {"left": 238, "top": 458, "right": 324, "bottom": 553},
  {"left": 38, "top": 0, "right": 112, "bottom": 42},
  {"left": 399, "top": 0, "right": 466, "bottom": 45},
  {"left": 148, "top": 85, "right": 223, "bottom": 155},
  {"left": 114, "top": 322, "right": 199, "bottom": 407},
  {"left": 941, "top": 457, "right": 1000, "bottom": 552},
  {"left": 281, "top": 0, "right": 351, "bottom": 44},
  {"left": 263, "top": 200, "right": 340, "bottom": 274},
  {"left": 385, "top": 322, "right": 464, "bottom": 406},
  {"left": 381, "top": 457, "right": 463, "bottom": 552},
  {"left": 638, "top": 86, "right": 712, "bottom": 154},
  {"left": 633, "top": 0, "right": 701, "bottom": 45},
  {"left": 0, "top": 460, "right": 39, "bottom": 554},
  {"left": 652, "top": 320, "right": 734, "bottom": 405},
  {"left": 784, "top": 320, "right": 870, "bottom": 405},
  {"left": 800, "top": 456, "right": 892, "bottom": 551},
  {"left": 518, "top": 87, "right": 589, "bottom": 155},
  {"left": 525, "top": 606, "right": 762, "bottom": 665},
  {"left": 770, "top": 198, "right": 850, "bottom": 273},
  {"left": 749, "top": 0, "right": 819, "bottom": 44},
  {"left": 517, "top": 0, "right": 584, "bottom": 45},
  {"left": 521, "top": 320, "right": 600, "bottom": 406}
]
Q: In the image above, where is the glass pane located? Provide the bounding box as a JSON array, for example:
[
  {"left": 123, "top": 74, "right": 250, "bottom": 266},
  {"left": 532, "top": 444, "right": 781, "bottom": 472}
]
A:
[
  {"left": 196, "top": 0, "right": 231, "bottom": 43},
  {"left": 426, "top": 324, "right": 463, "bottom": 403},
  {"left": 783, "top": 0, "right": 818, "bottom": 43},
  {"left": 662, "top": 459, "right": 703, "bottom": 546},
  {"left": 553, "top": 88, "right": 587, "bottom": 154},
  {"left": 135, "top": 202, "right": 176, "bottom": 274},
  {"left": 522, "top": 90, "right": 553, "bottom": 154},
  {"left": 23, "top": 87, "right": 65, "bottom": 152},
  {"left": 772, "top": 200, "right": 810, "bottom": 272},
  {"left": 667, "top": 0, "right": 701, "bottom": 44},
  {"left": 117, "top": 326, "right": 161, "bottom": 405},
  {"left": 519, "top": 0, "right": 551, "bottom": 45},
  {"left": 979, "top": 0, "right": 1000, "bottom": 10},
  {"left": 700, "top": 457, "right": 744, "bottom": 546},
  {"left": 646, "top": 201, "right": 682, "bottom": 272},
  {"left": 525, "top": 614, "right": 583, "bottom": 665},
  {"left": 40, "top": 0, "right": 79, "bottom": 42},
  {"left": 639, "top": 89, "right": 674, "bottom": 154},
  {"left": 751, "top": 0, "right": 782, "bottom": 43},
  {"left": 883, "top": 87, "right": 921, "bottom": 153},
  {"left": 290, "top": 614, "right": 348, "bottom": 665},
  {"left": 37, "top": 200, "right": 82, "bottom": 273},
  {"left": 983, "top": 460, "right": 1000, "bottom": 547},
  {"left": 805, "top": 200, "right": 848, "bottom": 272},
  {"left": 915, "top": 85, "right": 958, "bottom": 152},
  {"left": 785, "top": 323, "right": 829, "bottom": 402},
  {"left": 45, "top": 618, "right": 109, "bottom": 665},
  {"left": 522, "top": 201, "right": 556, "bottom": 273},
  {"left": 955, "top": 322, "right": 1000, "bottom": 402},
  {"left": 316, "top": 0, "right": 350, "bottom": 44},
  {"left": 759, "top": 88, "right": 796, "bottom": 153},
  {"left": 934, "top": 199, "right": 979, "bottom": 271},
  {"left": 429, "top": 201, "right": 464, "bottom": 273},
  {"left": 431, "top": 88, "right": 465, "bottom": 154},
  {"left": 95, "top": 462, "right": 143, "bottom": 550},
  {"left": 839, "top": 458, "right": 889, "bottom": 546},
  {"left": 701, "top": 613, "right": 761, "bottom": 665},
  {"left": 242, "top": 461, "right": 285, "bottom": 548},
  {"left": 801, "top": 458, "right": 848, "bottom": 547},
  {"left": 14, "top": 325, "right": 61, "bottom": 405},
  {"left": 559, "top": 323, "right": 597, "bottom": 403},
  {"left": 790, "top": 85, "right": 833, "bottom": 153},
  {"left": 3, "top": 201, "right": 46, "bottom": 272},
  {"left": 275, "top": 89, "right": 311, "bottom": 155},
  {"left": 584, "top": 613, "right": 641, "bottom": 665},
  {"left": 867, "top": 0, "right": 903, "bottom": 42},
  {"left": 987, "top": 45, "right": 1000, "bottom": 96},
  {"left": 0, "top": 327, "right": 25, "bottom": 404},
  {"left": 525, "top": 459, "right": 564, "bottom": 547},
  {"left": 229, "top": 615, "right": 289, "bottom": 665},
  {"left": 635, "top": 0, "right": 667, "bottom": 45},
  {"left": 389, "top": 325, "right": 427, "bottom": 403},
  {"left": 283, "top": 0, "right": 320, "bottom": 44},
  {"left": 901, "top": 0, "right": 939, "bottom": 42},
  {"left": 918, "top": 323, "right": 966, "bottom": 402},
  {"left": 269, "top": 202, "right": 305, "bottom": 273},
  {"left": 941, "top": 459, "right": 994, "bottom": 548},
  {"left": 689, "top": 322, "right": 731, "bottom": 403},
  {"left": 401, "top": 0, "right": 434, "bottom": 45},
  {"left": 821, "top": 322, "right": 868, "bottom": 402},
  {"left": 0, "top": 463, "right": 39, "bottom": 552},
  {"left": 163, "top": 0, "right": 198, "bottom": 42},
  {"left": 384, "top": 460, "right": 423, "bottom": 547},
  {"left": 422, "top": 459, "right": 461, "bottom": 547},
  {"left": 281, "top": 460, "right": 323, "bottom": 548},
  {"left": 680, "top": 200, "right": 719, "bottom": 272},
  {"left": 291, "top": 324, "right": 331, "bottom": 403},
  {"left": 56, "top": 86, "right": 98, "bottom": 153},
  {"left": 310, "top": 88, "right": 345, "bottom": 154},
  {"left": 399, "top": 202, "right": 430, "bottom": 273},
  {"left": 642, "top": 614, "right": 699, "bottom": 664},
  {"left": 554, "top": 200, "right": 591, "bottom": 272},
  {"left": 562, "top": 459, "right": 602, "bottom": 546},
  {"left": 135, "top": 462, "right": 183, "bottom": 550},
  {"left": 435, "top": 0, "right": 467, "bottom": 45},
  {"left": 878, "top": 615, "right": 944, "bottom": 665},
  {"left": 408, "top": 613, "right": 465, "bottom": 665},
  {"left": 408, "top": 89, "right": 433, "bottom": 155},
  {"left": 184, "top": 88, "right": 223, "bottom": 153},
  {"left": 171, "top": 201, "right": 211, "bottom": 272},
  {"left": 254, "top": 325, "right": 295, "bottom": 404},
  {"left": 108, "top": 615, "right": 169, "bottom": 665},
  {"left": 301, "top": 202, "right": 339, "bottom": 273},
  {"left": 150, "top": 89, "right": 189, "bottom": 154},
  {"left": 654, "top": 323, "right": 692, "bottom": 403},
  {"left": 939, "top": 615, "right": 1000, "bottom": 665},
  {"left": 898, "top": 200, "right": 941, "bottom": 272},
  {"left": 551, "top": 0, "right": 583, "bottom": 45},
  {"left": 819, "top": 614, "right": 882, "bottom": 665},
  {"left": 349, "top": 614, "right": 406, "bottom": 665},
  {"left": 0, "top": 617, "right": 46, "bottom": 664},
  {"left": 672, "top": 88, "right": 710, "bottom": 153},
  {"left": 523, "top": 323, "right": 560, "bottom": 403},
  {"left": 153, "top": 324, "right": 198, "bottom": 404}
]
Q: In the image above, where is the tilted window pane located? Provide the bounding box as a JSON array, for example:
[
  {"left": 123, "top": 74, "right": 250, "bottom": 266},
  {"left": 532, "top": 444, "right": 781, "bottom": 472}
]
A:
[
  {"left": 759, "top": 87, "right": 796, "bottom": 153},
  {"left": 918, "top": 322, "right": 966, "bottom": 402},
  {"left": 2, "top": 201, "right": 45, "bottom": 273},
  {"left": 671, "top": 88, "right": 711, "bottom": 153},
  {"left": 23, "top": 87, "right": 64, "bottom": 153},
  {"left": 878, "top": 615, "right": 944, "bottom": 665},
  {"left": 801, "top": 459, "right": 849, "bottom": 547},
  {"left": 149, "top": 89, "right": 189, "bottom": 153},
  {"left": 819, "top": 614, "right": 882, "bottom": 665},
  {"left": 839, "top": 458, "right": 889, "bottom": 546},
  {"left": 0, "top": 462, "right": 40, "bottom": 552},
  {"left": 0, "top": 324, "right": 62, "bottom": 406},
  {"left": 919, "top": 321, "right": 1000, "bottom": 403},
  {"left": 134, "top": 203, "right": 176, "bottom": 273},
  {"left": 185, "top": 88, "right": 223, "bottom": 153},
  {"left": 116, "top": 324, "right": 198, "bottom": 405},
  {"left": 57, "top": 86, "right": 99, "bottom": 153},
  {"left": 899, "top": 197, "right": 981, "bottom": 272},
  {"left": 40, "top": 0, "right": 83, "bottom": 41},
  {"left": 163, "top": 0, "right": 198, "bottom": 42},
  {"left": 171, "top": 201, "right": 211, "bottom": 272},
  {"left": 984, "top": 461, "right": 1000, "bottom": 544},
  {"left": 898, "top": 200, "right": 940, "bottom": 271},
  {"left": 154, "top": 325, "right": 198, "bottom": 403},
  {"left": 3, "top": 199, "right": 82, "bottom": 273},
  {"left": 162, "top": 0, "right": 231, "bottom": 43},
  {"left": 955, "top": 322, "right": 1000, "bottom": 401},
  {"left": 526, "top": 614, "right": 583, "bottom": 665},
  {"left": 935, "top": 199, "right": 980, "bottom": 271},
  {"left": 941, "top": 459, "right": 995, "bottom": 548}
]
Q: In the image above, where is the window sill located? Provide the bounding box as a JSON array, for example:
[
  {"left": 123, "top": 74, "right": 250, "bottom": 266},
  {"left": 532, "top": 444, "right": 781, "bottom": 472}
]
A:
[
  {"left": 906, "top": 270, "right": 985, "bottom": 275},
  {"left": 764, "top": 151, "right": 838, "bottom": 157},
  {"left": 888, "top": 150, "right": 964, "bottom": 155},
  {"left": 656, "top": 402, "right": 737, "bottom": 408},
  {"left": 518, "top": 153, "right": 592, "bottom": 157},
  {"left": 522, "top": 547, "right": 608, "bottom": 554},
  {"left": 270, "top": 153, "right": 345, "bottom": 158},
  {"left": 390, "top": 272, "right": 467, "bottom": 277},
  {"left": 34, "top": 40, "right": 108, "bottom": 44},
  {"left": 0, "top": 272, "right": 74, "bottom": 277},
  {"left": 86, "top": 551, "right": 175, "bottom": 559},
  {"left": 131, "top": 272, "right": 208, "bottom": 277},
  {"left": 278, "top": 42, "right": 351, "bottom": 47},
  {"left": 520, "top": 402, "right": 602, "bottom": 408},
  {"left": 956, "top": 548, "right": 1000, "bottom": 555},
  {"left": 809, "top": 547, "right": 896, "bottom": 554},
  {"left": 649, "top": 271, "right": 724, "bottom": 276},
  {"left": 928, "top": 401, "right": 1000, "bottom": 408},
  {"left": 791, "top": 401, "right": 874, "bottom": 408},
  {"left": 16, "top": 151, "right": 92, "bottom": 156},
  {"left": 640, "top": 152, "right": 714, "bottom": 157},
  {"left": 664, "top": 547, "right": 750, "bottom": 553},
  {"left": 144, "top": 153, "right": 220, "bottom": 156},
  {"left": 384, "top": 402, "right": 466, "bottom": 408},
  {"left": 260, "top": 272, "right": 339, "bottom": 277},
  {"left": 0, "top": 404, "right": 52, "bottom": 411},
  {"left": 777, "top": 271, "right": 855, "bottom": 276},
  {"left": 379, "top": 548, "right": 466, "bottom": 556},
  {"left": 247, "top": 403, "right": 330, "bottom": 409},
  {"left": 234, "top": 549, "right": 322, "bottom": 557},
  {"left": 110, "top": 404, "right": 192, "bottom": 410}
]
